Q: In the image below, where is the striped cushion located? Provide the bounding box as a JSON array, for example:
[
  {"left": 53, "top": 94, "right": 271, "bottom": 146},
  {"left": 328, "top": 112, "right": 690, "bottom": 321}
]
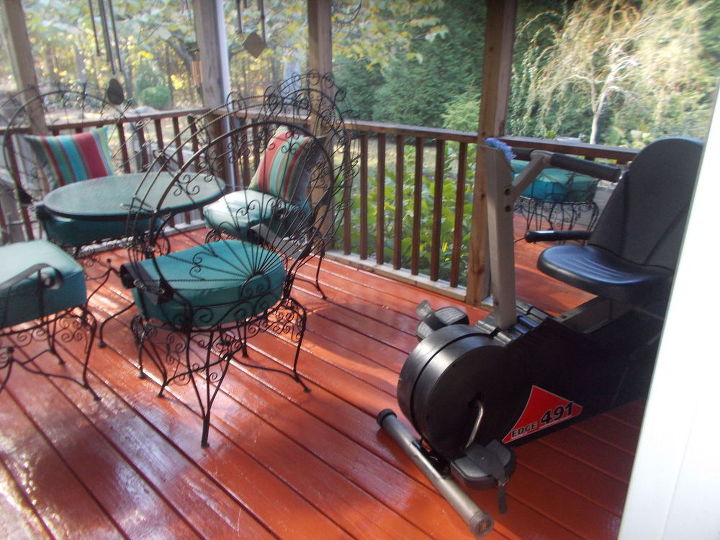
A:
[
  {"left": 248, "top": 128, "right": 318, "bottom": 202},
  {"left": 23, "top": 127, "right": 114, "bottom": 189}
]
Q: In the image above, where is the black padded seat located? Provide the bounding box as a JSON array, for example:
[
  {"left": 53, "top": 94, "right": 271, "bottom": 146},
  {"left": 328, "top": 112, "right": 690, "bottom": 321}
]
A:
[
  {"left": 537, "top": 137, "right": 704, "bottom": 307},
  {"left": 538, "top": 244, "right": 671, "bottom": 304}
]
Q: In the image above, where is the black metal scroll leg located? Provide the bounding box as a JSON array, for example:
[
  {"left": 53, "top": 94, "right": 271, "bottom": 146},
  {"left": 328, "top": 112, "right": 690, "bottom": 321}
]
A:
[
  {"left": 79, "top": 306, "right": 101, "bottom": 400},
  {"left": 190, "top": 333, "right": 233, "bottom": 448},
  {"left": 313, "top": 247, "right": 327, "bottom": 299},
  {"left": 98, "top": 301, "right": 134, "bottom": 347},
  {"left": 291, "top": 301, "right": 310, "bottom": 393}
]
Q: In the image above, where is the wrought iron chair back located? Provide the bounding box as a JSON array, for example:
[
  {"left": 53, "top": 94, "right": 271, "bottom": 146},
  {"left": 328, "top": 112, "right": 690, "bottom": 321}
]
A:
[{"left": 119, "top": 72, "right": 358, "bottom": 447}]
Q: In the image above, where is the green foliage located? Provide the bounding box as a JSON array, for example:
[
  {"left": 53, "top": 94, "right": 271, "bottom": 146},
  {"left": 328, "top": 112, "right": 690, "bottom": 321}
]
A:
[
  {"left": 333, "top": 57, "right": 384, "bottom": 120},
  {"left": 441, "top": 91, "right": 480, "bottom": 132},
  {"left": 370, "top": 0, "right": 486, "bottom": 128},
  {"left": 138, "top": 85, "right": 171, "bottom": 110},
  {"left": 343, "top": 140, "right": 476, "bottom": 284},
  {"left": 510, "top": 0, "right": 717, "bottom": 146},
  {"left": 135, "top": 66, "right": 162, "bottom": 94}
]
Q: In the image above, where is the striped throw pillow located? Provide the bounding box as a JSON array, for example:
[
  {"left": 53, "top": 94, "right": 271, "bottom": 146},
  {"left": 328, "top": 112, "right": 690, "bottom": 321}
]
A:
[
  {"left": 248, "top": 128, "right": 319, "bottom": 202},
  {"left": 23, "top": 127, "right": 115, "bottom": 189}
]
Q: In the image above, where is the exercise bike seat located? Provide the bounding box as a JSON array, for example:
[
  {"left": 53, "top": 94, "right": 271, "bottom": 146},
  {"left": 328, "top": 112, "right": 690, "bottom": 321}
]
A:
[{"left": 537, "top": 137, "right": 704, "bottom": 306}]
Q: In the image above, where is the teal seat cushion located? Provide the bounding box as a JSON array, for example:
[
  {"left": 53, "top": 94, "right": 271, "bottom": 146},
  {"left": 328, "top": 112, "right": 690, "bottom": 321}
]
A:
[
  {"left": 130, "top": 240, "right": 286, "bottom": 328},
  {"left": 203, "top": 189, "right": 309, "bottom": 240},
  {"left": 512, "top": 160, "right": 597, "bottom": 203},
  {"left": 0, "top": 240, "right": 87, "bottom": 328},
  {"left": 40, "top": 212, "right": 156, "bottom": 248}
]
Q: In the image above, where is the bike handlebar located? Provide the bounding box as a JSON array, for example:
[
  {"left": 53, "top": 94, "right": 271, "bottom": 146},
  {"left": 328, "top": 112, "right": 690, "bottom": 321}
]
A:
[{"left": 511, "top": 147, "right": 622, "bottom": 182}]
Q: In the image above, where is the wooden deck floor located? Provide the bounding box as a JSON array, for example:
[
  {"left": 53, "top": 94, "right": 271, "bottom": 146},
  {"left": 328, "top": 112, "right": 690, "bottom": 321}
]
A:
[{"left": 1, "top": 231, "right": 641, "bottom": 539}]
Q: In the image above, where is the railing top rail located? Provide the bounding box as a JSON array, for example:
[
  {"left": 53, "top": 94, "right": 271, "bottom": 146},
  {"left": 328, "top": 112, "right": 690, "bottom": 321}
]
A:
[
  {"left": 349, "top": 119, "right": 639, "bottom": 163},
  {"left": 500, "top": 135, "right": 638, "bottom": 164},
  {"left": 351, "top": 119, "right": 480, "bottom": 143},
  {"left": 1, "top": 103, "right": 640, "bottom": 164},
  {"left": 0, "top": 106, "right": 211, "bottom": 137}
]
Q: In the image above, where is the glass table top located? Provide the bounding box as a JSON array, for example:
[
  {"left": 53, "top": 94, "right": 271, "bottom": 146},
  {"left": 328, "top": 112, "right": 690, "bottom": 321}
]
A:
[{"left": 42, "top": 172, "right": 226, "bottom": 221}]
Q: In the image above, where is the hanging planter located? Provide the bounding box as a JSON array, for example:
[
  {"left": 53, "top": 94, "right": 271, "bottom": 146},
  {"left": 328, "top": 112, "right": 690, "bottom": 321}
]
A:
[{"left": 242, "top": 0, "right": 267, "bottom": 58}]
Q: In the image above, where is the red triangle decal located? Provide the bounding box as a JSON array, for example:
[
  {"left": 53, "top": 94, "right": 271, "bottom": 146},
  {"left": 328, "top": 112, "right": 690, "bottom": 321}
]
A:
[{"left": 502, "top": 385, "right": 583, "bottom": 444}]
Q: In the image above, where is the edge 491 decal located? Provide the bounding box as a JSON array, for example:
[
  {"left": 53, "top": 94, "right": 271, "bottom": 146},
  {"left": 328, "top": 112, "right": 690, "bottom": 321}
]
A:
[{"left": 502, "top": 385, "right": 583, "bottom": 444}]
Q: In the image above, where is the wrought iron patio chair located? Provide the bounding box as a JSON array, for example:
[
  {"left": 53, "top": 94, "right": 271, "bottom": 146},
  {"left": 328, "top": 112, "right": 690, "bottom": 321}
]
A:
[
  {"left": 119, "top": 73, "right": 358, "bottom": 447},
  {"left": 203, "top": 71, "right": 354, "bottom": 297},
  {"left": 0, "top": 238, "right": 99, "bottom": 399},
  {"left": 512, "top": 159, "right": 601, "bottom": 235}
]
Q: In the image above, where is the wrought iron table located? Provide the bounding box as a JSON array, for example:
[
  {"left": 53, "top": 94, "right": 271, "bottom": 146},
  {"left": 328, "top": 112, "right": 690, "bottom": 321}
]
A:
[
  {"left": 42, "top": 172, "right": 225, "bottom": 221},
  {"left": 41, "top": 172, "right": 226, "bottom": 345}
]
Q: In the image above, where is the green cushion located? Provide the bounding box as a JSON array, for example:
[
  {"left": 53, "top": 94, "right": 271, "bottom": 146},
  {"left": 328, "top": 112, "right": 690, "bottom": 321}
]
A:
[
  {"left": 203, "top": 189, "right": 310, "bottom": 240},
  {"left": 23, "top": 127, "right": 115, "bottom": 189},
  {"left": 513, "top": 160, "right": 597, "bottom": 203},
  {"left": 39, "top": 211, "right": 156, "bottom": 248},
  {"left": 247, "top": 128, "right": 319, "bottom": 202},
  {"left": 130, "top": 240, "right": 286, "bottom": 328},
  {"left": 0, "top": 240, "right": 87, "bottom": 328}
]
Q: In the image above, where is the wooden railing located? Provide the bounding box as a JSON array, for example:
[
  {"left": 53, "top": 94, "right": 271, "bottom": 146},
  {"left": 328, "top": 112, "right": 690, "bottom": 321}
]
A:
[
  {"left": 1, "top": 107, "right": 640, "bottom": 301},
  {"left": 331, "top": 119, "right": 639, "bottom": 300}
]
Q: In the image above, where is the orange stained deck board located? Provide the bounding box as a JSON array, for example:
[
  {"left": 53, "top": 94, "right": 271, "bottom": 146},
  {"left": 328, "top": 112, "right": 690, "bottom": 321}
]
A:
[{"left": 0, "top": 231, "right": 644, "bottom": 539}]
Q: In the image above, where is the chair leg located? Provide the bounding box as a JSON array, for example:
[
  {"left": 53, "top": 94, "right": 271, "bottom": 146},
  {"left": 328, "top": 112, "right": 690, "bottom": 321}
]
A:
[
  {"left": 77, "top": 305, "right": 100, "bottom": 400},
  {"left": 178, "top": 330, "right": 236, "bottom": 447},
  {"left": 0, "top": 348, "right": 14, "bottom": 394},
  {"left": 130, "top": 314, "right": 157, "bottom": 381},
  {"left": 99, "top": 301, "right": 135, "bottom": 347},
  {"left": 132, "top": 322, "right": 236, "bottom": 447},
  {"left": 313, "top": 249, "right": 327, "bottom": 299},
  {"left": 1, "top": 306, "right": 100, "bottom": 400},
  {"left": 286, "top": 297, "right": 310, "bottom": 393}
]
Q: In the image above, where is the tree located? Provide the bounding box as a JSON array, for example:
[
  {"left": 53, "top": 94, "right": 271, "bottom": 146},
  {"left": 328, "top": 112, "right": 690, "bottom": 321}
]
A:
[
  {"left": 369, "top": 0, "right": 486, "bottom": 127},
  {"left": 516, "top": 0, "right": 715, "bottom": 145}
]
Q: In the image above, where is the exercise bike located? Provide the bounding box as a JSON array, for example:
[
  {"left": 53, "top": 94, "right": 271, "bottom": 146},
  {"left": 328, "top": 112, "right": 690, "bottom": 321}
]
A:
[{"left": 377, "top": 137, "right": 704, "bottom": 537}]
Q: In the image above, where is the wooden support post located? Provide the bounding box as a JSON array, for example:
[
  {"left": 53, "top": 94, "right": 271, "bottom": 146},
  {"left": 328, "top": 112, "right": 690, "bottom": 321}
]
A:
[
  {"left": 307, "top": 0, "right": 334, "bottom": 236},
  {"left": 1, "top": 0, "right": 46, "bottom": 134},
  {"left": 192, "top": 0, "right": 232, "bottom": 184},
  {"left": 465, "top": 0, "right": 517, "bottom": 306},
  {"left": 192, "top": 0, "right": 231, "bottom": 108},
  {"left": 307, "top": 0, "right": 332, "bottom": 77}
]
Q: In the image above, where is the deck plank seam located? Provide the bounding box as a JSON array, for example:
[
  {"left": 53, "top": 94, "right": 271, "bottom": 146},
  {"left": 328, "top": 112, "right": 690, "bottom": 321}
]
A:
[
  {"left": 2, "top": 353, "right": 131, "bottom": 538},
  {"left": 25, "top": 333, "right": 286, "bottom": 539}
]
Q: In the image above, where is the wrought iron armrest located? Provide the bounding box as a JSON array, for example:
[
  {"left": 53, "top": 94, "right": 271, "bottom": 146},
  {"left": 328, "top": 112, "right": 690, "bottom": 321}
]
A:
[
  {"left": 0, "top": 263, "right": 63, "bottom": 293},
  {"left": 249, "top": 224, "right": 313, "bottom": 260},
  {"left": 119, "top": 262, "right": 172, "bottom": 304},
  {"left": 524, "top": 230, "right": 592, "bottom": 243}
]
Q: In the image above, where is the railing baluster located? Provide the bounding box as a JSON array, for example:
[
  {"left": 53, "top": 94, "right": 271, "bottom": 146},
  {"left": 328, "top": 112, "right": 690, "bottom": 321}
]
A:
[
  {"left": 172, "top": 117, "right": 183, "bottom": 167},
  {"left": 252, "top": 125, "right": 261, "bottom": 169},
  {"left": 393, "top": 135, "right": 405, "bottom": 270},
  {"left": 136, "top": 120, "right": 149, "bottom": 171},
  {"left": 188, "top": 115, "right": 200, "bottom": 155},
  {"left": 411, "top": 137, "right": 424, "bottom": 275},
  {"left": 117, "top": 122, "right": 131, "bottom": 173},
  {"left": 343, "top": 142, "right": 353, "bottom": 255},
  {"left": 450, "top": 142, "right": 468, "bottom": 288},
  {"left": 376, "top": 133, "right": 386, "bottom": 265},
  {"left": 430, "top": 139, "right": 445, "bottom": 282},
  {"left": 172, "top": 115, "right": 193, "bottom": 225},
  {"left": 154, "top": 118, "right": 165, "bottom": 157},
  {"left": 4, "top": 135, "right": 34, "bottom": 239},
  {"left": 359, "top": 134, "right": 369, "bottom": 259}
]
